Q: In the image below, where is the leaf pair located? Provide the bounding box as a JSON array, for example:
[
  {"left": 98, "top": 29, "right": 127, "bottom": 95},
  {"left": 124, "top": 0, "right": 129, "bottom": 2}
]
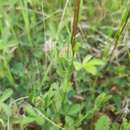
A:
[{"left": 74, "top": 55, "right": 105, "bottom": 75}]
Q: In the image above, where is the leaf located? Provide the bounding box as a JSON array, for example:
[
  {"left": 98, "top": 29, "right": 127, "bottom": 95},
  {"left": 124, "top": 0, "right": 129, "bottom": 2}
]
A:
[
  {"left": 82, "top": 58, "right": 104, "bottom": 75},
  {"left": 84, "top": 65, "right": 97, "bottom": 75},
  {"left": 0, "top": 89, "right": 13, "bottom": 103},
  {"left": 35, "top": 116, "right": 45, "bottom": 125},
  {"left": 86, "top": 59, "right": 104, "bottom": 66},
  {"left": 95, "top": 93, "right": 112, "bottom": 109},
  {"left": 65, "top": 116, "right": 75, "bottom": 130},
  {"left": 21, "top": 117, "right": 35, "bottom": 125},
  {"left": 68, "top": 104, "right": 81, "bottom": 115},
  {"left": 74, "top": 56, "right": 104, "bottom": 75},
  {"left": 54, "top": 89, "right": 62, "bottom": 112},
  {"left": 111, "top": 123, "right": 119, "bottom": 130},
  {"left": 11, "top": 62, "right": 24, "bottom": 77},
  {"left": 83, "top": 55, "right": 93, "bottom": 63},
  {"left": 95, "top": 115, "right": 110, "bottom": 130},
  {"left": 0, "top": 118, "right": 5, "bottom": 127},
  {"left": 25, "top": 105, "right": 37, "bottom": 117},
  {"left": 73, "top": 61, "right": 82, "bottom": 71}
]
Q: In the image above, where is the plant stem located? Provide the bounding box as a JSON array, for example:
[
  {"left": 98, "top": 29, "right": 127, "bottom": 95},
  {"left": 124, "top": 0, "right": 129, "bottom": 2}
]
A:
[
  {"left": 71, "top": 0, "right": 81, "bottom": 56},
  {"left": 71, "top": 0, "right": 81, "bottom": 89}
]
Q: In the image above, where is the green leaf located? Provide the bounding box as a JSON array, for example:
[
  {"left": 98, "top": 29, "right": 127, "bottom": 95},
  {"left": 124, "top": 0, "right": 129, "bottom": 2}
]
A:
[
  {"left": 21, "top": 117, "right": 35, "bottom": 125},
  {"left": 95, "top": 115, "right": 110, "bottom": 130},
  {"left": 83, "top": 55, "right": 93, "bottom": 63},
  {"left": 68, "top": 104, "right": 81, "bottom": 115},
  {"left": 0, "top": 118, "right": 5, "bottom": 127},
  {"left": 95, "top": 93, "right": 112, "bottom": 109},
  {"left": 84, "top": 65, "right": 97, "bottom": 75},
  {"left": 11, "top": 62, "right": 24, "bottom": 77},
  {"left": 25, "top": 105, "right": 37, "bottom": 117},
  {"left": 35, "top": 116, "right": 45, "bottom": 125},
  {"left": 65, "top": 116, "right": 75, "bottom": 130},
  {"left": 73, "top": 61, "right": 82, "bottom": 71},
  {"left": 0, "top": 89, "right": 13, "bottom": 103},
  {"left": 82, "top": 58, "right": 104, "bottom": 75},
  {"left": 86, "top": 59, "right": 104, "bottom": 66},
  {"left": 111, "top": 123, "right": 119, "bottom": 130}
]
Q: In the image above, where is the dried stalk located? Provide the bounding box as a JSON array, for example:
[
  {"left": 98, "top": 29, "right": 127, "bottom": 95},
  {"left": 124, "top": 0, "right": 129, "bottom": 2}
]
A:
[
  {"left": 71, "top": 0, "right": 81, "bottom": 56},
  {"left": 71, "top": 0, "right": 81, "bottom": 89}
]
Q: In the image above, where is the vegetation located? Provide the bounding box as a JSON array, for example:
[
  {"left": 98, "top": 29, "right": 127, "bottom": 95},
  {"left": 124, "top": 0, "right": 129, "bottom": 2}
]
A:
[{"left": 0, "top": 0, "right": 130, "bottom": 130}]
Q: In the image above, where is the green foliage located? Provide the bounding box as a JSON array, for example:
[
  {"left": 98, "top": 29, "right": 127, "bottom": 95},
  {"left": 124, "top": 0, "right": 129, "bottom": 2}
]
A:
[
  {"left": 0, "top": 89, "right": 13, "bottom": 128},
  {"left": 122, "top": 119, "right": 130, "bottom": 130},
  {"left": 76, "top": 93, "right": 112, "bottom": 127},
  {"left": 74, "top": 55, "right": 105, "bottom": 75},
  {"left": 0, "top": 0, "right": 130, "bottom": 130},
  {"left": 0, "top": 89, "right": 13, "bottom": 103},
  {"left": 95, "top": 115, "right": 110, "bottom": 130}
]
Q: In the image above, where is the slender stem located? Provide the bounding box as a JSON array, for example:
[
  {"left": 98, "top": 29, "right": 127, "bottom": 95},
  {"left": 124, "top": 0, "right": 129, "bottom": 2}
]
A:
[
  {"left": 71, "top": 0, "right": 81, "bottom": 56},
  {"left": 71, "top": 0, "right": 81, "bottom": 89}
]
